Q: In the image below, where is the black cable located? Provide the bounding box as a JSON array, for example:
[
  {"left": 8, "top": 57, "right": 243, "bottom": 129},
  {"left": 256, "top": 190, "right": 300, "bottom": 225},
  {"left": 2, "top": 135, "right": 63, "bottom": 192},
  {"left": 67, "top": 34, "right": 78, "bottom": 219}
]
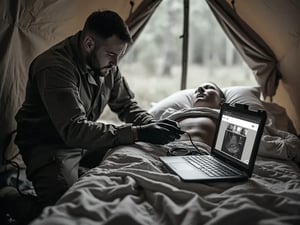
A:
[
  {"left": 185, "top": 132, "right": 209, "bottom": 155},
  {"left": 129, "top": 0, "right": 135, "bottom": 17},
  {"left": 167, "top": 131, "right": 210, "bottom": 156},
  {"left": 2, "top": 129, "right": 27, "bottom": 196},
  {"left": 7, "top": 161, "right": 26, "bottom": 196},
  {"left": 231, "top": 0, "right": 236, "bottom": 11}
]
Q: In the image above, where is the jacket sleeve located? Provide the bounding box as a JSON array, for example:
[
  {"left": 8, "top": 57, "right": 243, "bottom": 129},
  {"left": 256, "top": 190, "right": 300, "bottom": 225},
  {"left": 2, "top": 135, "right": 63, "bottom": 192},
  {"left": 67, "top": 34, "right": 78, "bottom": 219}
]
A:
[
  {"left": 108, "top": 67, "right": 154, "bottom": 125},
  {"left": 36, "top": 66, "right": 136, "bottom": 150}
]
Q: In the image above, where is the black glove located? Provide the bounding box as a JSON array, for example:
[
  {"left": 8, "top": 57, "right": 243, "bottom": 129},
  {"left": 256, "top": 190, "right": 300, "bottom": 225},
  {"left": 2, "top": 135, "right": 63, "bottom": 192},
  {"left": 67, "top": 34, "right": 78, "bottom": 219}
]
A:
[{"left": 136, "top": 119, "right": 184, "bottom": 144}]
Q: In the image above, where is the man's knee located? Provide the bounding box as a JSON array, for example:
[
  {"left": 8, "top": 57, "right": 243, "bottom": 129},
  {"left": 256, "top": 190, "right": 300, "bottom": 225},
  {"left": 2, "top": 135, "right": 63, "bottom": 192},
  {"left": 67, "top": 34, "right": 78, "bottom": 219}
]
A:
[
  {"left": 31, "top": 161, "right": 70, "bottom": 207},
  {"left": 26, "top": 148, "right": 83, "bottom": 207}
]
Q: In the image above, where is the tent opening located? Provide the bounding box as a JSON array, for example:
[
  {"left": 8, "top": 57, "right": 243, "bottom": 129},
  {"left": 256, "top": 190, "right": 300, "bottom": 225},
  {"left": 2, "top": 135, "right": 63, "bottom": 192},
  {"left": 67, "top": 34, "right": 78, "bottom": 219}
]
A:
[{"left": 100, "top": 0, "right": 255, "bottom": 123}]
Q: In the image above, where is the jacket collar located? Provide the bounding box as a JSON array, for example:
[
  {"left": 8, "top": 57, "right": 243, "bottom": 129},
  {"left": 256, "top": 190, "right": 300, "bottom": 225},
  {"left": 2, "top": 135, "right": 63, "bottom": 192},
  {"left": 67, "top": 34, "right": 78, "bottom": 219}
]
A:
[{"left": 69, "top": 31, "right": 90, "bottom": 75}]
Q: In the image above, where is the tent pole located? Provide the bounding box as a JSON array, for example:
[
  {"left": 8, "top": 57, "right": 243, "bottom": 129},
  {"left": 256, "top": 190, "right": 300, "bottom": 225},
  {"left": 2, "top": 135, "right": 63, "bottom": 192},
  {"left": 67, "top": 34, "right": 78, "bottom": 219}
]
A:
[{"left": 181, "top": 0, "right": 189, "bottom": 90}]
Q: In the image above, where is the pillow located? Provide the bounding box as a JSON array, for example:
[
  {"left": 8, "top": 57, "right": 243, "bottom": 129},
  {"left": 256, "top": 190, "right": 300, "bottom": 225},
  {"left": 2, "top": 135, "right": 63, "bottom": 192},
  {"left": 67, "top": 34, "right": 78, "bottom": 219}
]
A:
[
  {"left": 148, "top": 89, "right": 194, "bottom": 119},
  {"left": 222, "top": 86, "right": 264, "bottom": 110},
  {"left": 148, "top": 86, "right": 263, "bottom": 119}
]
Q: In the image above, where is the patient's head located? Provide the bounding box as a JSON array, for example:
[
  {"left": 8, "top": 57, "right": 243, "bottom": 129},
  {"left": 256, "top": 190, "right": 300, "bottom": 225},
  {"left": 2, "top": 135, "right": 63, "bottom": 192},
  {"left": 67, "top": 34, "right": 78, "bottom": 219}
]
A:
[{"left": 193, "top": 82, "right": 225, "bottom": 109}]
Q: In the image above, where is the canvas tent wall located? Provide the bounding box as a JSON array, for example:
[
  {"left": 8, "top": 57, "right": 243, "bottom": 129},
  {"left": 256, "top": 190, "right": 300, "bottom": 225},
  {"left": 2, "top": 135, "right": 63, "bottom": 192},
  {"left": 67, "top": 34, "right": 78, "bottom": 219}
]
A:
[{"left": 0, "top": 0, "right": 299, "bottom": 170}]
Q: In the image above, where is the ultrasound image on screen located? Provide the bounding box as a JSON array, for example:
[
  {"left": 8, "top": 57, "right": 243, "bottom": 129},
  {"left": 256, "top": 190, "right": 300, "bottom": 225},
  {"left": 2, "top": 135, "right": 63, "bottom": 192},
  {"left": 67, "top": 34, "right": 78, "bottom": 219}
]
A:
[{"left": 221, "top": 124, "right": 247, "bottom": 159}]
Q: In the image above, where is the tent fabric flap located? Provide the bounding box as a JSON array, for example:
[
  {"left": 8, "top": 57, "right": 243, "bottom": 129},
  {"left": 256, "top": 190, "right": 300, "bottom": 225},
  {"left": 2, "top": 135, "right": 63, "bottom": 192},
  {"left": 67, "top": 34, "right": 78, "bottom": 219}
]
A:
[{"left": 206, "top": 0, "right": 281, "bottom": 99}]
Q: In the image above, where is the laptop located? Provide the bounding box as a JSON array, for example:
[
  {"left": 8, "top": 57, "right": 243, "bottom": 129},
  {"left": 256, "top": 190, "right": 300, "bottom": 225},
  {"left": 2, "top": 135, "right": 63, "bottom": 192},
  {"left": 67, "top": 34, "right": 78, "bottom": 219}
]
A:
[{"left": 160, "top": 103, "right": 266, "bottom": 182}]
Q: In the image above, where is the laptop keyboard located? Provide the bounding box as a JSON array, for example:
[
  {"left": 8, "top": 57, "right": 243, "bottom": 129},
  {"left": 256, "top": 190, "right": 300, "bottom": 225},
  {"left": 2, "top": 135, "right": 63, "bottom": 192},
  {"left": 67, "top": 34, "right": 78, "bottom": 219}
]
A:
[{"left": 183, "top": 155, "right": 239, "bottom": 177}]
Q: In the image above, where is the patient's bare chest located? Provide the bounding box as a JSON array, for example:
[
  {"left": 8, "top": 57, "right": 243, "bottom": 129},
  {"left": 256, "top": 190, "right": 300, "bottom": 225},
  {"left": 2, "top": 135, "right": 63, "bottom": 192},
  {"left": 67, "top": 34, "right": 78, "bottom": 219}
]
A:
[{"left": 178, "top": 117, "right": 217, "bottom": 146}]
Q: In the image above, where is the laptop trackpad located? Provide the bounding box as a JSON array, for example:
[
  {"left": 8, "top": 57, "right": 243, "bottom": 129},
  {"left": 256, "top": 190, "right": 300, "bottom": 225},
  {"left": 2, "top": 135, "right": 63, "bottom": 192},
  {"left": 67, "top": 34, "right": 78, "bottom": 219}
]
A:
[
  {"left": 170, "top": 162, "right": 195, "bottom": 170},
  {"left": 169, "top": 162, "right": 208, "bottom": 180}
]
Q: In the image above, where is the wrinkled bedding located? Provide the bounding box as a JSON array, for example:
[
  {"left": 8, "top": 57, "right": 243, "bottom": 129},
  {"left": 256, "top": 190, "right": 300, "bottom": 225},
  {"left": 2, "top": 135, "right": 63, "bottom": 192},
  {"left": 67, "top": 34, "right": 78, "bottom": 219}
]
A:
[{"left": 31, "top": 139, "right": 300, "bottom": 225}]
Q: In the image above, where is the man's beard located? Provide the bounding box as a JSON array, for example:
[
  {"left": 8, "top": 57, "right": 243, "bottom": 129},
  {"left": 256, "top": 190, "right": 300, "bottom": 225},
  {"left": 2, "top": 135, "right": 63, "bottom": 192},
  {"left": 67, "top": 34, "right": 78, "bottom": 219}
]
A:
[{"left": 86, "top": 50, "right": 112, "bottom": 77}]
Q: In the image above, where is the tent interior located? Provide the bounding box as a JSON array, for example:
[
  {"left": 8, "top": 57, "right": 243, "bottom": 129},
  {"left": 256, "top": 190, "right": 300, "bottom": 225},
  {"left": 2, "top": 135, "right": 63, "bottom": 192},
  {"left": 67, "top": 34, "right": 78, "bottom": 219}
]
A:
[
  {"left": 0, "top": 0, "right": 300, "bottom": 224},
  {"left": 1, "top": 0, "right": 300, "bottom": 169}
]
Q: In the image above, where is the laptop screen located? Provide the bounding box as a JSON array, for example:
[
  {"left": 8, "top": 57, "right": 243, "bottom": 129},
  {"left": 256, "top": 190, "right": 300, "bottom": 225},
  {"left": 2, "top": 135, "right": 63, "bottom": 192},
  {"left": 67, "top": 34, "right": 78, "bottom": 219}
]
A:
[{"left": 213, "top": 107, "right": 262, "bottom": 168}]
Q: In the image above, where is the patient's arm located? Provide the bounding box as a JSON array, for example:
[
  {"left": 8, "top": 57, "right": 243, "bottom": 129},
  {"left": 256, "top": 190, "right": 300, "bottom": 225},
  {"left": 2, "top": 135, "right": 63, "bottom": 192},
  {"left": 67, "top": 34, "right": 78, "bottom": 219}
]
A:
[{"left": 178, "top": 116, "right": 217, "bottom": 147}]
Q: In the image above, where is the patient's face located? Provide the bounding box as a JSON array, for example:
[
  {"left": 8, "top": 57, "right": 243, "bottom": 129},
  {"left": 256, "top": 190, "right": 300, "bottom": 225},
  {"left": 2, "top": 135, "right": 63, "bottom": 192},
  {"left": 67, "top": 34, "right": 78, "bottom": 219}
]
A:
[{"left": 193, "top": 83, "right": 224, "bottom": 108}]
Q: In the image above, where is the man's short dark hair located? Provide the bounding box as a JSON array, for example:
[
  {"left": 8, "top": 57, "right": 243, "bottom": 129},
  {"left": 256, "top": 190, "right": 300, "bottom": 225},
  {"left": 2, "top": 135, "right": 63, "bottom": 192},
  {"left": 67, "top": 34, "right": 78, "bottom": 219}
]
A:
[{"left": 83, "top": 10, "right": 132, "bottom": 43}]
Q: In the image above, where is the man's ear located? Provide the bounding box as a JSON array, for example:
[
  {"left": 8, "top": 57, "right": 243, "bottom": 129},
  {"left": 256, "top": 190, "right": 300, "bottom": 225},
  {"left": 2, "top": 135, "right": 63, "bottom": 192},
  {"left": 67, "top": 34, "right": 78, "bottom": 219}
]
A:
[
  {"left": 83, "top": 35, "right": 95, "bottom": 53},
  {"left": 220, "top": 98, "right": 226, "bottom": 106}
]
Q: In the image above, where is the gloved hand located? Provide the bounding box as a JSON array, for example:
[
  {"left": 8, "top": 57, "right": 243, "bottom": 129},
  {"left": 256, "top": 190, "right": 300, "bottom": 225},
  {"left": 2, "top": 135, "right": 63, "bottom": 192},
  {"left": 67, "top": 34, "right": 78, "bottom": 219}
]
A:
[{"left": 136, "top": 119, "right": 184, "bottom": 144}]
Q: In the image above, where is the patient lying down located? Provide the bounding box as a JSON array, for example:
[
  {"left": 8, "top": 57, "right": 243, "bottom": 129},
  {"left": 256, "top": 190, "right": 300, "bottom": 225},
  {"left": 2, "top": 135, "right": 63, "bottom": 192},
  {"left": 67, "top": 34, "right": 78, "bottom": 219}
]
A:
[{"left": 171, "top": 82, "right": 225, "bottom": 147}]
